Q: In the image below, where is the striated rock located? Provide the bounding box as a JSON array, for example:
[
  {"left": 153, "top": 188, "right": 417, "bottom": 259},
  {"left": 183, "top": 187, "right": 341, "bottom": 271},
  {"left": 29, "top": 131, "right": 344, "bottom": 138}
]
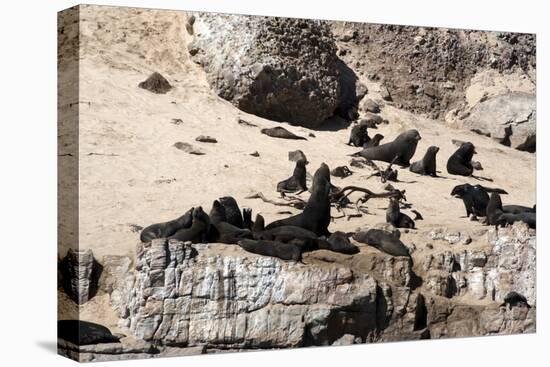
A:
[
  {"left": 189, "top": 14, "right": 341, "bottom": 127},
  {"left": 60, "top": 249, "right": 102, "bottom": 304}
]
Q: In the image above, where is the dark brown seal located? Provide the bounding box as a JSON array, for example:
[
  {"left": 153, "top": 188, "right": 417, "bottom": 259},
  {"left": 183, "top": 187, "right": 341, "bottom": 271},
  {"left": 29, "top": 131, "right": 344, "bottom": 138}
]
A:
[
  {"left": 447, "top": 142, "right": 476, "bottom": 176},
  {"left": 409, "top": 146, "right": 439, "bottom": 176},
  {"left": 277, "top": 159, "right": 308, "bottom": 193},
  {"left": 261, "top": 127, "right": 307, "bottom": 140},
  {"left": 140, "top": 208, "right": 193, "bottom": 242},
  {"left": 352, "top": 129, "right": 421, "bottom": 167}
]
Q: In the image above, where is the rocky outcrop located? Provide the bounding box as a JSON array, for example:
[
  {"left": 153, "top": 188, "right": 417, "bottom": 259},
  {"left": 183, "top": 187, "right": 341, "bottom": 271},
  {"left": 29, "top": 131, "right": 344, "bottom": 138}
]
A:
[
  {"left": 330, "top": 23, "right": 535, "bottom": 120},
  {"left": 104, "top": 221, "right": 534, "bottom": 354},
  {"left": 459, "top": 92, "right": 535, "bottom": 151},
  {"left": 189, "top": 14, "right": 342, "bottom": 127},
  {"left": 60, "top": 249, "right": 102, "bottom": 304}
]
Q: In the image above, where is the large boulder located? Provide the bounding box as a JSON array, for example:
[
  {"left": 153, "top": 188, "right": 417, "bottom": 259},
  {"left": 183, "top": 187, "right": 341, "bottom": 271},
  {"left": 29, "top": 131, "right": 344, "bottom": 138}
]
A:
[
  {"left": 189, "top": 14, "right": 342, "bottom": 128},
  {"left": 459, "top": 92, "right": 535, "bottom": 151}
]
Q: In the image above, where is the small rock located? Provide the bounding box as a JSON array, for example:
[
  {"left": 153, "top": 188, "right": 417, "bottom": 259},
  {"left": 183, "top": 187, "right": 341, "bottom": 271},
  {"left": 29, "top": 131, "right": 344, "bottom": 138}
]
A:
[
  {"left": 173, "top": 142, "right": 205, "bottom": 155},
  {"left": 170, "top": 118, "right": 184, "bottom": 125},
  {"left": 138, "top": 72, "right": 172, "bottom": 94},
  {"left": 237, "top": 118, "right": 257, "bottom": 127},
  {"left": 249, "top": 151, "right": 260, "bottom": 157},
  {"left": 309, "top": 132, "right": 316, "bottom": 138},
  {"left": 471, "top": 161, "right": 483, "bottom": 170},
  {"left": 362, "top": 99, "right": 380, "bottom": 113},
  {"left": 356, "top": 82, "right": 368, "bottom": 101},
  {"left": 185, "top": 15, "right": 195, "bottom": 35},
  {"left": 195, "top": 135, "right": 218, "bottom": 143}
]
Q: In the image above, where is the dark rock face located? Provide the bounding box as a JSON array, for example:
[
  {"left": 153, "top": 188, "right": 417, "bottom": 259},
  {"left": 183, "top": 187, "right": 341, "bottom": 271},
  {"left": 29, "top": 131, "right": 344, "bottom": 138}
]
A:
[
  {"left": 331, "top": 23, "right": 536, "bottom": 120},
  {"left": 60, "top": 249, "right": 102, "bottom": 305},
  {"left": 138, "top": 72, "right": 172, "bottom": 94},
  {"left": 189, "top": 14, "right": 342, "bottom": 128}
]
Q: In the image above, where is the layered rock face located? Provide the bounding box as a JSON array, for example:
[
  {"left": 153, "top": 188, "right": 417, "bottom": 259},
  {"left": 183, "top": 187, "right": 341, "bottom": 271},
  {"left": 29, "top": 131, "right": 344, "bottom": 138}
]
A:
[
  {"left": 104, "top": 222, "right": 534, "bottom": 352},
  {"left": 60, "top": 249, "right": 101, "bottom": 305},
  {"left": 189, "top": 14, "right": 341, "bottom": 127}
]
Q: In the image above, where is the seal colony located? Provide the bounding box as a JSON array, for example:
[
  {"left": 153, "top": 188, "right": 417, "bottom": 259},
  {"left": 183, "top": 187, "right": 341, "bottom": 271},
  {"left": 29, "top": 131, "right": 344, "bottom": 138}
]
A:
[{"left": 140, "top": 124, "right": 535, "bottom": 264}]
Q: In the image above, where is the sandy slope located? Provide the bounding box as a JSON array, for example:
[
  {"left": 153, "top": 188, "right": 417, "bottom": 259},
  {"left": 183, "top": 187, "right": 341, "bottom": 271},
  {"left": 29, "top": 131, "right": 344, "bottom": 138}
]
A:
[{"left": 59, "top": 5, "right": 535, "bottom": 262}]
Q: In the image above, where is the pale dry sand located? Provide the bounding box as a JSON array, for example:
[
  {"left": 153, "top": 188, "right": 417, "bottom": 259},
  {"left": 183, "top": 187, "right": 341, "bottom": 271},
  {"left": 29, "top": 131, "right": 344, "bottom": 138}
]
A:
[{"left": 59, "top": 5, "right": 536, "bottom": 263}]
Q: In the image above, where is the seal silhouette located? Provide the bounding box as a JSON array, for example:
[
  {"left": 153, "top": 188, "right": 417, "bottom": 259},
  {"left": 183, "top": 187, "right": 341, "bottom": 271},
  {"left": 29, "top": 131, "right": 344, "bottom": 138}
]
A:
[
  {"left": 169, "top": 206, "right": 211, "bottom": 243},
  {"left": 447, "top": 142, "right": 476, "bottom": 176},
  {"left": 277, "top": 159, "right": 308, "bottom": 193},
  {"left": 219, "top": 196, "right": 244, "bottom": 228},
  {"left": 363, "top": 133, "right": 384, "bottom": 148},
  {"left": 265, "top": 163, "right": 332, "bottom": 236},
  {"left": 486, "top": 192, "right": 504, "bottom": 225},
  {"left": 347, "top": 123, "right": 369, "bottom": 147},
  {"left": 352, "top": 129, "right": 421, "bottom": 167},
  {"left": 451, "top": 184, "right": 508, "bottom": 218},
  {"left": 238, "top": 239, "right": 302, "bottom": 261},
  {"left": 208, "top": 200, "right": 252, "bottom": 244},
  {"left": 386, "top": 197, "right": 415, "bottom": 229},
  {"left": 495, "top": 212, "right": 536, "bottom": 229},
  {"left": 140, "top": 208, "right": 193, "bottom": 242},
  {"left": 261, "top": 127, "right": 307, "bottom": 140},
  {"left": 353, "top": 229, "right": 410, "bottom": 257},
  {"left": 409, "top": 146, "right": 439, "bottom": 176}
]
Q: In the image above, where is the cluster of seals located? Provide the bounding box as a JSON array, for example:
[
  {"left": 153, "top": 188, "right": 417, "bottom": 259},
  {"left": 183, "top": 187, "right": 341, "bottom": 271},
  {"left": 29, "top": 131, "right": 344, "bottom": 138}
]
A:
[
  {"left": 386, "top": 197, "right": 415, "bottom": 228},
  {"left": 265, "top": 163, "right": 332, "bottom": 236},
  {"left": 277, "top": 159, "right": 308, "bottom": 193},
  {"left": 352, "top": 129, "right": 421, "bottom": 167},
  {"left": 451, "top": 184, "right": 508, "bottom": 218},
  {"left": 139, "top": 208, "right": 193, "bottom": 242},
  {"left": 353, "top": 229, "right": 410, "bottom": 258},
  {"left": 486, "top": 193, "right": 536, "bottom": 228},
  {"left": 169, "top": 207, "right": 211, "bottom": 243},
  {"left": 409, "top": 146, "right": 439, "bottom": 176},
  {"left": 209, "top": 200, "right": 252, "bottom": 243},
  {"left": 447, "top": 142, "right": 476, "bottom": 176},
  {"left": 261, "top": 126, "right": 307, "bottom": 140}
]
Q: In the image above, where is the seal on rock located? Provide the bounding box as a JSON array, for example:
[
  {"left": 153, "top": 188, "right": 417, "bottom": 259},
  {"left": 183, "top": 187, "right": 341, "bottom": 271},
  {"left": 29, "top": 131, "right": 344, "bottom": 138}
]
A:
[
  {"left": 277, "top": 159, "right": 308, "bottom": 193},
  {"left": 495, "top": 212, "right": 536, "bottom": 229},
  {"left": 353, "top": 229, "right": 410, "bottom": 257},
  {"left": 451, "top": 184, "right": 509, "bottom": 218},
  {"left": 208, "top": 200, "right": 252, "bottom": 244},
  {"left": 266, "top": 163, "right": 332, "bottom": 236},
  {"left": 409, "top": 146, "right": 439, "bottom": 176},
  {"left": 219, "top": 196, "right": 244, "bottom": 228},
  {"left": 352, "top": 129, "right": 421, "bottom": 167},
  {"left": 238, "top": 239, "right": 302, "bottom": 261},
  {"left": 242, "top": 208, "right": 253, "bottom": 229},
  {"left": 386, "top": 197, "right": 415, "bottom": 229},
  {"left": 500, "top": 291, "right": 531, "bottom": 309},
  {"left": 140, "top": 208, "right": 193, "bottom": 242},
  {"left": 169, "top": 206, "right": 211, "bottom": 243},
  {"left": 326, "top": 231, "right": 359, "bottom": 254},
  {"left": 261, "top": 127, "right": 307, "bottom": 140},
  {"left": 486, "top": 192, "right": 504, "bottom": 225},
  {"left": 447, "top": 142, "right": 476, "bottom": 176}
]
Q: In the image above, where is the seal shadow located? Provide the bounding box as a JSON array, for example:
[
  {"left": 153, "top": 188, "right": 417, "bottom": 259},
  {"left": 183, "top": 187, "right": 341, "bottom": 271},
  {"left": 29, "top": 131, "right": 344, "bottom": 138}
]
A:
[{"left": 35, "top": 340, "right": 58, "bottom": 354}]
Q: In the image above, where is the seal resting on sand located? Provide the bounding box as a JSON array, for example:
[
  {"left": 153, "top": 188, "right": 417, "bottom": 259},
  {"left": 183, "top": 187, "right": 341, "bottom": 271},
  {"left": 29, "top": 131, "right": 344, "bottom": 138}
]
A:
[{"left": 351, "top": 129, "right": 421, "bottom": 167}]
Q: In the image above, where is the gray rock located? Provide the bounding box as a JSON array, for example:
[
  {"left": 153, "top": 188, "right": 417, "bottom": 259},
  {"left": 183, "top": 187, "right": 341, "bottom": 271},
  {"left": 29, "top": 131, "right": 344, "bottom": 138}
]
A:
[
  {"left": 288, "top": 150, "right": 308, "bottom": 163},
  {"left": 190, "top": 13, "right": 341, "bottom": 127},
  {"left": 138, "top": 72, "right": 172, "bottom": 94},
  {"left": 462, "top": 92, "right": 535, "bottom": 151},
  {"left": 362, "top": 99, "right": 380, "bottom": 113},
  {"left": 60, "top": 249, "right": 100, "bottom": 304}
]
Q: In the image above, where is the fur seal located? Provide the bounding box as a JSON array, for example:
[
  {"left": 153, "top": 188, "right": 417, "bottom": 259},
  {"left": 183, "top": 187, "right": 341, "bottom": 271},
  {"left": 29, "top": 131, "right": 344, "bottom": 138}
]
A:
[
  {"left": 140, "top": 208, "right": 193, "bottom": 242},
  {"left": 219, "top": 196, "right": 244, "bottom": 228},
  {"left": 208, "top": 200, "right": 252, "bottom": 244},
  {"left": 330, "top": 166, "right": 353, "bottom": 178},
  {"left": 363, "top": 133, "right": 384, "bottom": 148},
  {"left": 277, "top": 159, "right": 308, "bottom": 193},
  {"left": 252, "top": 214, "right": 265, "bottom": 233},
  {"left": 327, "top": 231, "right": 359, "bottom": 254},
  {"left": 386, "top": 197, "right": 415, "bottom": 228},
  {"left": 502, "top": 205, "right": 536, "bottom": 214},
  {"left": 347, "top": 123, "right": 369, "bottom": 147},
  {"left": 447, "top": 142, "right": 476, "bottom": 176},
  {"left": 257, "top": 226, "right": 325, "bottom": 251},
  {"left": 265, "top": 163, "right": 332, "bottom": 236},
  {"left": 486, "top": 193, "right": 504, "bottom": 225},
  {"left": 495, "top": 212, "right": 536, "bottom": 229},
  {"left": 238, "top": 239, "right": 302, "bottom": 261},
  {"left": 169, "top": 206, "right": 211, "bottom": 243},
  {"left": 58, "top": 320, "right": 120, "bottom": 346},
  {"left": 242, "top": 208, "right": 253, "bottom": 229},
  {"left": 261, "top": 127, "right": 307, "bottom": 140},
  {"left": 409, "top": 146, "right": 439, "bottom": 176},
  {"left": 500, "top": 291, "right": 531, "bottom": 309},
  {"left": 352, "top": 129, "right": 421, "bottom": 167},
  {"left": 451, "top": 184, "right": 509, "bottom": 218},
  {"left": 353, "top": 229, "right": 410, "bottom": 257}
]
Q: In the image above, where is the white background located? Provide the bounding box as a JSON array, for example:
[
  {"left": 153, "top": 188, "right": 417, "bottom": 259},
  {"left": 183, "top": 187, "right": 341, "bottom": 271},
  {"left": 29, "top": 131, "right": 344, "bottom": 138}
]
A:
[{"left": 0, "top": 0, "right": 547, "bottom": 366}]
